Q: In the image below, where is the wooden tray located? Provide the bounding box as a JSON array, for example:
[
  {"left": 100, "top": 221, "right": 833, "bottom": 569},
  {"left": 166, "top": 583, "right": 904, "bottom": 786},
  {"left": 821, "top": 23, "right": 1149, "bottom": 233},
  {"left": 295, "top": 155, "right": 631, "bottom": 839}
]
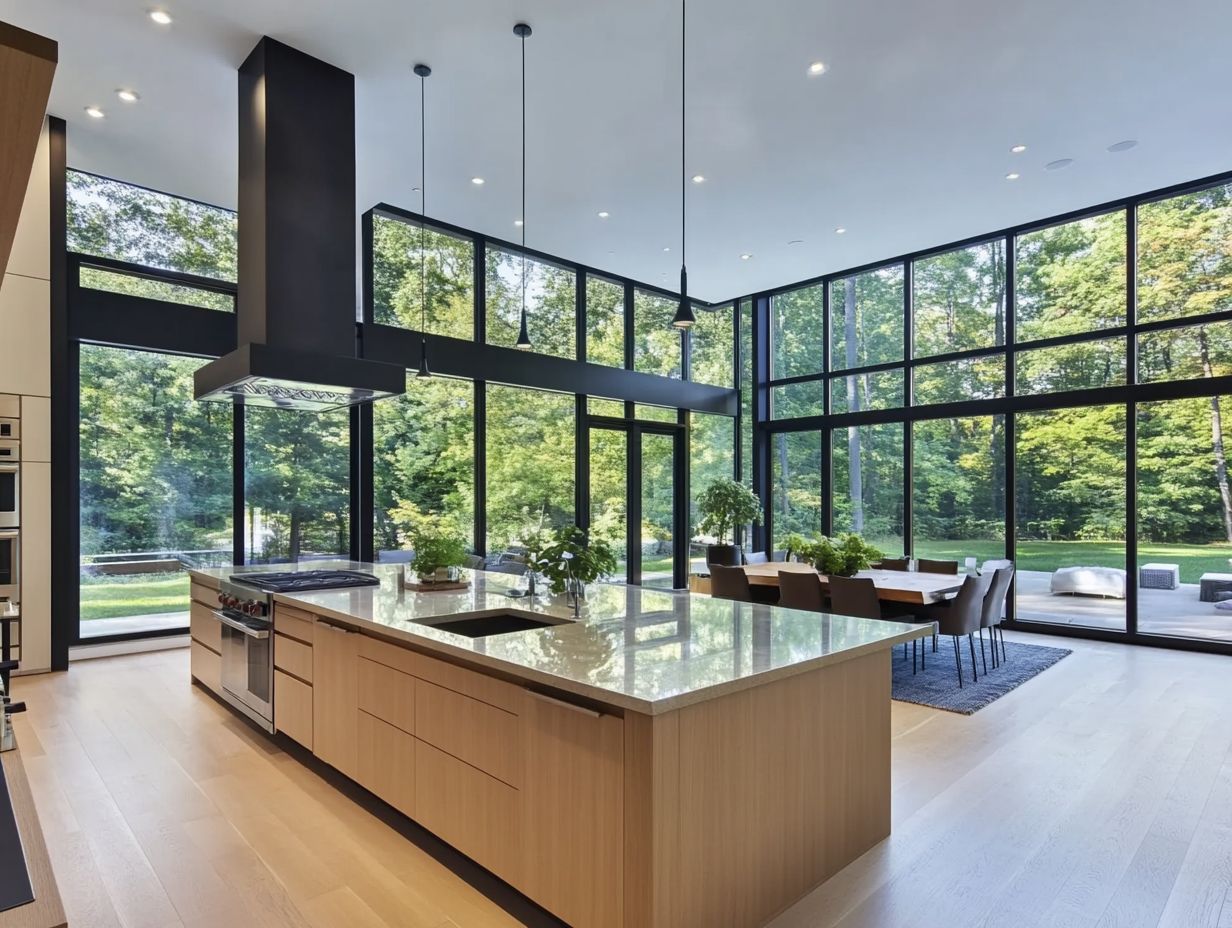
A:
[{"left": 401, "top": 578, "right": 471, "bottom": 593}]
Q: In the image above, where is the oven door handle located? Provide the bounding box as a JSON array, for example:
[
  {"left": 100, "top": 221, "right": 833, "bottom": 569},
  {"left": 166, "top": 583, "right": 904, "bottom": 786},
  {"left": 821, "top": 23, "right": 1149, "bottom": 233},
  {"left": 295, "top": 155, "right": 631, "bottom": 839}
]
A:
[
  {"left": 212, "top": 610, "right": 271, "bottom": 640},
  {"left": 0, "top": 530, "right": 17, "bottom": 539},
  {"left": 0, "top": 464, "right": 17, "bottom": 473}
]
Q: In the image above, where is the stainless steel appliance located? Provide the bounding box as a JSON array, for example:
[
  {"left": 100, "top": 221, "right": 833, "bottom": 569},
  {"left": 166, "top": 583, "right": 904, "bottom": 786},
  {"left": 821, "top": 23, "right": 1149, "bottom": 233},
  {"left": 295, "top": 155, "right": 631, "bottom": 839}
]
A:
[
  {"left": 0, "top": 440, "right": 16, "bottom": 530},
  {"left": 0, "top": 419, "right": 16, "bottom": 439},
  {"left": 0, "top": 530, "right": 16, "bottom": 604},
  {"left": 213, "top": 570, "right": 379, "bottom": 732}
]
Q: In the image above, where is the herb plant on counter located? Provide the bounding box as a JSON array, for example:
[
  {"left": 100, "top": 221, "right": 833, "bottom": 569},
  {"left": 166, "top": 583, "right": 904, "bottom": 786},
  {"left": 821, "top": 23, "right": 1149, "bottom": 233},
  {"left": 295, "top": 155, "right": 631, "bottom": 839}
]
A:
[
  {"left": 537, "top": 525, "right": 619, "bottom": 595},
  {"left": 406, "top": 513, "right": 469, "bottom": 581}
]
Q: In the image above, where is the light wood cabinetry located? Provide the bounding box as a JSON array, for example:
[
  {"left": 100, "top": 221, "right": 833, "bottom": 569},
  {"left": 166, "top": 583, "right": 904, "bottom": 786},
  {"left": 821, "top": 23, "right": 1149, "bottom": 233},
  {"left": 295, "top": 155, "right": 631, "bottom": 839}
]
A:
[
  {"left": 274, "top": 669, "right": 313, "bottom": 750},
  {"left": 312, "top": 620, "right": 358, "bottom": 778},
  {"left": 188, "top": 585, "right": 220, "bottom": 694},
  {"left": 189, "top": 601, "right": 221, "bottom": 654},
  {"left": 355, "top": 710, "right": 415, "bottom": 818},
  {"left": 189, "top": 640, "right": 220, "bottom": 694},
  {"left": 273, "top": 633, "right": 313, "bottom": 683},
  {"left": 355, "top": 656, "right": 415, "bottom": 733},
  {"left": 415, "top": 678, "right": 522, "bottom": 788},
  {"left": 521, "top": 689, "right": 625, "bottom": 928}
]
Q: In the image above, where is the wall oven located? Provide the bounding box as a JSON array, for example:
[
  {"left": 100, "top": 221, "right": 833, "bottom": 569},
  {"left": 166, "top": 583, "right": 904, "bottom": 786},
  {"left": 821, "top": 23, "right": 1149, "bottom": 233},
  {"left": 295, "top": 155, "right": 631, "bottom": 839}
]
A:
[
  {"left": 0, "top": 530, "right": 16, "bottom": 604},
  {"left": 0, "top": 438, "right": 17, "bottom": 530}
]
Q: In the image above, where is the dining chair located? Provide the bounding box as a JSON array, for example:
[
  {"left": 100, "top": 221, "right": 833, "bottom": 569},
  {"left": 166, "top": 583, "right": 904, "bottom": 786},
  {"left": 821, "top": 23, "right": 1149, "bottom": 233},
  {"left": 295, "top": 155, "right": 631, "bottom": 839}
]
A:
[
  {"left": 917, "top": 558, "right": 958, "bottom": 575},
  {"left": 828, "top": 576, "right": 921, "bottom": 670},
  {"left": 873, "top": 558, "right": 910, "bottom": 571},
  {"left": 463, "top": 554, "right": 485, "bottom": 570},
  {"left": 980, "top": 566, "right": 1015, "bottom": 667},
  {"left": 777, "top": 570, "right": 825, "bottom": 612},
  {"left": 923, "top": 572, "right": 995, "bottom": 687},
  {"left": 709, "top": 564, "right": 753, "bottom": 602},
  {"left": 743, "top": 550, "right": 769, "bottom": 565}
]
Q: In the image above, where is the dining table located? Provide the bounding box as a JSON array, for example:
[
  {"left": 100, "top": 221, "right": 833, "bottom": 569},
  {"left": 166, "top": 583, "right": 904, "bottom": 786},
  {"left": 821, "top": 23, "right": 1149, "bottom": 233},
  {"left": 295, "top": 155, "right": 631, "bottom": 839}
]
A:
[{"left": 740, "top": 561, "right": 965, "bottom": 605}]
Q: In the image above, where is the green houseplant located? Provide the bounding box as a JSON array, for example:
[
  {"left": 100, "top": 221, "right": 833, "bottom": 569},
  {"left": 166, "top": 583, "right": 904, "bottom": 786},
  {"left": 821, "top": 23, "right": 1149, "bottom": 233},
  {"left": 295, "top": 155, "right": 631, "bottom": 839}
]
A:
[
  {"left": 538, "top": 525, "right": 619, "bottom": 596},
  {"left": 783, "top": 532, "right": 883, "bottom": 577},
  {"left": 696, "top": 478, "right": 763, "bottom": 567},
  {"left": 406, "top": 514, "right": 468, "bottom": 582}
]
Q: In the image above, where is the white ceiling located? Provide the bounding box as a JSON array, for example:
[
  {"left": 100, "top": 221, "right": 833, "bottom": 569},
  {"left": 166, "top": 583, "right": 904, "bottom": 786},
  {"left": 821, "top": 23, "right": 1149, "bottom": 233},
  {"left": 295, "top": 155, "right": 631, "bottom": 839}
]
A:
[{"left": 3, "top": 0, "right": 1231, "bottom": 302}]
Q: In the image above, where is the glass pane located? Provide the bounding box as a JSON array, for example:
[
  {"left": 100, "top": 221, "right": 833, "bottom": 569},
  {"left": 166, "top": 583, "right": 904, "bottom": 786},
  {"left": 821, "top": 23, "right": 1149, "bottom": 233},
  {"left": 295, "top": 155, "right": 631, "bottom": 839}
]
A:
[
  {"left": 830, "top": 265, "right": 905, "bottom": 370},
  {"left": 1014, "top": 405, "right": 1126, "bottom": 630},
  {"left": 485, "top": 385, "right": 575, "bottom": 551},
  {"left": 245, "top": 407, "right": 350, "bottom": 563},
  {"left": 832, "top": 423, "right": 904, "bottom": 554},
  {"left": 79, "top": 346, "right": 233, "bottom": 638},
  {"left": 913, "top": 240, "right": 1008, "bottom": 357},
  {"left": 587, "top": 397, "right": 626, "bottom": 418},
  {"left": 1137, "top": 396, "right": 1232, "bottom": 642},
  {"left": 771, "top": 380, "right": 824, "bottom": 420},
  {"left": 635, "top": 405, "right": 677, "bottom": 424},
  {"left": 79, "top": 266, "right": 233, "bottom": 312},
  {"left": 641, "top": 432, "right": 675, "bottom": 588},
  {"left": 691, "top": 304, "right": 735, "bottom": 387},
  {"left": 67, "top": 170, "right": 236, "bottom": 281},
  {"left": 373, "top": 375, "right": 474, "bottom": 558},
  {"left": 586, "top": 276, "right": 625, "bottom": 367},
  {"left": 829, "top": 370, "right": 904, "bottom": 414},
  {"left": 1138, "top": 320, "right": 1232, "bottom": 383},
  {"left": 485, "top": 247, "right": 576, "bottom": 358},
  {"left": 634, "top": 290, "right": 682, "bottom": 378},
  {"left": 771, "top": 431, "right": 821, "bottom": 541},
  {"left": 589, "top": 428, "right": 628, "bottom": 582},
  {"left": 1015, "top": 337, "right": 1126, "bottom": 394},
  {"left": 913, "top": 355, "right": 1005, "bottom": 405},
  {"left": 771, "top": 284, "right": 824, "bottom": 379},
  {"left": 691, "top": 413, "right": 735, "bottom": 572},
  {"left": 1137, "top": 182, "right": 1232, "bottom": 325},
  {"left": 371, "top": 214, "right": 473, "bottom": 339},
  {"left": 912, "top": 416, "right": 1006, "bottom": 567},
  {"left": 740, "top": 299, "right": 753, "bottom": 484},
  {"left": 1015, "top": 211, "right": 1127, "bottom": 342}
]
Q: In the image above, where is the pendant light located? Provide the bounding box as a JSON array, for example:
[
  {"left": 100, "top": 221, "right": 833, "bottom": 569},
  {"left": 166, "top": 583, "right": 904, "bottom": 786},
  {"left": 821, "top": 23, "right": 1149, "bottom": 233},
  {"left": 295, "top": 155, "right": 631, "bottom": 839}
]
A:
[
  {"left": 514, "top": 23, "right": 533, "bottom": 350},
  {"left": 670, "top": 0, "right": 696, "bottom": 329},
  {"left": 414, "top": 63, "right": 432, "bottom": 377}
]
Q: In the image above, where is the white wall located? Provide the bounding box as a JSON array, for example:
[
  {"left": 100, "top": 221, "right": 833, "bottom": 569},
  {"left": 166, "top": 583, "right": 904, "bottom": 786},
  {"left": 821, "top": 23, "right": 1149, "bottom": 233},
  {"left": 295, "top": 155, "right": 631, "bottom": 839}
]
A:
[{"left": 0, "top": 118, "right": 52, "bottom": 673}]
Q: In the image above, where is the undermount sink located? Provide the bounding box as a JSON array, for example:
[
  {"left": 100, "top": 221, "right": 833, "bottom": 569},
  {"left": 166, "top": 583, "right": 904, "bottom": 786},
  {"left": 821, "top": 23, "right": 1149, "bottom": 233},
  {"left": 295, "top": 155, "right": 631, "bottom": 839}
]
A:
[{"left": 414, "top": 613, "right": 569, "bottom": 638}]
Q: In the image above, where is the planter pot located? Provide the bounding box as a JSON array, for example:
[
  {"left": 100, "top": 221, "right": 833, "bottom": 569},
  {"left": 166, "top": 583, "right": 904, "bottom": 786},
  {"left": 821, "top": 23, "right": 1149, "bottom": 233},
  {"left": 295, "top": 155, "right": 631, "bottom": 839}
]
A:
[{"left": 707, "top": 544, "right": 742, "bottom": 567}]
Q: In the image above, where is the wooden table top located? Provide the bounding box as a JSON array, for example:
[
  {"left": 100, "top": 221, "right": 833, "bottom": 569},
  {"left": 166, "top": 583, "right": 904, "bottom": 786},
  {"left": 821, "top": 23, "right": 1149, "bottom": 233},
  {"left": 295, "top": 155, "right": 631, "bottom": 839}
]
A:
[{"left": 740, "top": 562, "right": 964, "bottom": 604}]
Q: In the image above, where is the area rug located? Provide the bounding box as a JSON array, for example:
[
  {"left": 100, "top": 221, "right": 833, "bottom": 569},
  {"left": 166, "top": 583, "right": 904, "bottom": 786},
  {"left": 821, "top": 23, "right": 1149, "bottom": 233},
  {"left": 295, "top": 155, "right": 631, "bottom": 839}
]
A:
[{"left": 890, "top": 639, "right": 1072, "bottom": 715}]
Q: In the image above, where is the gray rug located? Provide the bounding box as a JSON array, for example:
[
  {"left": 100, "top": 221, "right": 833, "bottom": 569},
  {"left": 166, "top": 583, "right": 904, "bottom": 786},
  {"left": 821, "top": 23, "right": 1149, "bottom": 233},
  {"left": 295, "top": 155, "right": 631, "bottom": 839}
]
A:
[{"left": 890, "top": 638, "right": 1072, "bottom": 715}]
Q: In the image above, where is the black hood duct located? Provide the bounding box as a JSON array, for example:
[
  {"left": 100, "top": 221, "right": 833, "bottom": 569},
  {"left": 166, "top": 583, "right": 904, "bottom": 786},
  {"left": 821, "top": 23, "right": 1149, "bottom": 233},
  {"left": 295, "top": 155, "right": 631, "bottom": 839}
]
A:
[{"left": 195, "top": 37, "right": 405, "bottom": 411}]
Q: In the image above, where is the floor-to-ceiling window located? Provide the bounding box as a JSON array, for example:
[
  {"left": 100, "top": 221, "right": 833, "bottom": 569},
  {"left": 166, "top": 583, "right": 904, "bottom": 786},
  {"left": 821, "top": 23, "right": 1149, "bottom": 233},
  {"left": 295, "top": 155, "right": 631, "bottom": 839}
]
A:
[{"left": 371, "top": 214, "right": 474, "bottom": 338}]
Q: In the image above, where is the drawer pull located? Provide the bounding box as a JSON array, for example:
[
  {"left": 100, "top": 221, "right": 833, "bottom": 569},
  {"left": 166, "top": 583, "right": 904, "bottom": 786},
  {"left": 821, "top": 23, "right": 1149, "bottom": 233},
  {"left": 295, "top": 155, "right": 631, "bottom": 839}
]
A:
[
  {"left": 318, "top": 621, "right": 355, "bottom": 634},
  {"left": 528, "top": 689, "right": 601, "bottom": 718}
]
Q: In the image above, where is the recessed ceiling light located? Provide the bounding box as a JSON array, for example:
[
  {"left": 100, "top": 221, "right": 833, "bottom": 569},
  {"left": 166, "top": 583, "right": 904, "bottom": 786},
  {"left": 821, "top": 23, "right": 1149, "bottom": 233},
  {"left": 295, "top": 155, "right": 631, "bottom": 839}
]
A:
[
  {"left": 663, "top": 246, "right": 670, "bottom": 252},
  {"left": 514, "top": 219, "right": 523, "bottom": 227},
  {"left": 148, "top": 9, "right": 172, "bottom": 25},
  {"left": 1010, "top": 144, "right": 1027, "bottom": 154},
  {"left": 1107, "top": 139, "right": 1138, "bottom": 153},
  {"left": 691, "top": 174, "right": 705, "bottom": 184},
  {"left": 1045, "top": 158, "right": 1074, "bottom": 171},
  {"left": 597, "top": 211, "right": 609, "bottom": 219},
  {"left": 739, "top": 253, "right": 752, "bottom": 261},
  {"left": 84, "top": 106, "right": 105, "bottom": 119},
  {"left": 834, "top": 227, "right": 846, "bottom": 234},
  {"left": 1005, "top": 172, "right": 1020, "bottom": 180},
  {"left": 116, "top": 89, "right": 140, "bottom": 103},
  {"left": 807, "top": 61, "right": 827, "bottom": 76},
  {"left": 470, "top": 176, "right": 485, "bottom": 185},
  {"left": 411, "top": 185, "right": 421, "bottom": 192}
]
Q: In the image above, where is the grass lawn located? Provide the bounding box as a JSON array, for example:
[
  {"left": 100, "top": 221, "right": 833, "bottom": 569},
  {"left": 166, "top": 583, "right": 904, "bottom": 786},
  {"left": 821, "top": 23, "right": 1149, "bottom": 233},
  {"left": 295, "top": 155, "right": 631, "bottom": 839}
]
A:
[{"left": 79, "top": 571, "right": 190, "bottom": 621}]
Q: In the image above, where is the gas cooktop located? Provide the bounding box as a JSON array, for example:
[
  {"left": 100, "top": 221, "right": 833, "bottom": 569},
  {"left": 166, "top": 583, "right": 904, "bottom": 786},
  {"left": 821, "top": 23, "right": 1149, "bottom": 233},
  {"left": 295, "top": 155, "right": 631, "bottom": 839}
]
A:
[{"left": 229, "top": 570, "right": 381, "bottom": 593}]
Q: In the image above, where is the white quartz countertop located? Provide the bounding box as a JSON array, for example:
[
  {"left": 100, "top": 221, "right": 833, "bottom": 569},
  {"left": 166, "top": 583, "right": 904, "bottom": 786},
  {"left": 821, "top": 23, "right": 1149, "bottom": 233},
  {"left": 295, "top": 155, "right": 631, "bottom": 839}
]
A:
[{"left": 190, "top": 562, "right": 930, "bottom": 715}]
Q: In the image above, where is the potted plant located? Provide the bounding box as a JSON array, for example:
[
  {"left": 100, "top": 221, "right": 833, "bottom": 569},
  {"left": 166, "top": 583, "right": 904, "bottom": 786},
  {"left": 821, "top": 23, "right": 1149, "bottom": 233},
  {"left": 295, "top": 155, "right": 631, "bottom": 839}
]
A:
[
  {"left": 696, "top": 478, "right": 763, "bottom": 567},
  {"left": 538, "top": 525, "right": 619, "bottom": 597},
  {"left": 407, "top": 514, "right": 468, "bottom": 583},
  {"left": 789, "top": 532, "right": 883, "bottom": 577}
]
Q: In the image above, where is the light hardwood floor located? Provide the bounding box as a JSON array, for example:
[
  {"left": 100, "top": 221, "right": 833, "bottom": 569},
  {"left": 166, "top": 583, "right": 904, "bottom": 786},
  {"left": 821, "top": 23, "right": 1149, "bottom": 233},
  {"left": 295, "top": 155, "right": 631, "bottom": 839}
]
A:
[{"left": 10, "top": 632, "right": 1232, "bottom": 928}]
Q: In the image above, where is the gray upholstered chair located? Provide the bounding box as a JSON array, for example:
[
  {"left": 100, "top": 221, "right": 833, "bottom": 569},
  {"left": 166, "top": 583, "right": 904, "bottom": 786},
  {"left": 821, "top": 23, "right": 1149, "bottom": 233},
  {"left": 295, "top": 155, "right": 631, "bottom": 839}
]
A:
[
  {"left": 777, "top": 570, "right": 825, "bottom": 612},
  {"left": 980, "top": 566, "right": 1015, "bottom": 668},
  {"left": 917, "top": 558, "right": 958, "bottom": 575},
  {"left": 827, "top": 575, "right": 920, "bottom": 671},
  {"left": 743, "top": 550, "right": 769, "bottom": 565},
  {"left": 873, "top": 558, "right": 910, "bottom": 571},
  {"left": 709, "top": 564, "right": 752, "bottom": 602},
  {"left": 463, "top": 554, "right": 485, "bottom": 570},
  {"left": 923, "top": 573, "right": 995, "bottom": 687}
]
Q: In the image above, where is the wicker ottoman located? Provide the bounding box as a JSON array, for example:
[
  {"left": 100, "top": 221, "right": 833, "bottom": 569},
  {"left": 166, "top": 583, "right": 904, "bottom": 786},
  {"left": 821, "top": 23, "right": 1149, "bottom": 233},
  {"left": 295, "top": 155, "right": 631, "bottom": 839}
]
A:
[
  {"left": 1138, "top": 563, "right": 1180, "bottom": 590},
  {"left": 1199, "top": 572, "right": 1232, "bottom": 603}
]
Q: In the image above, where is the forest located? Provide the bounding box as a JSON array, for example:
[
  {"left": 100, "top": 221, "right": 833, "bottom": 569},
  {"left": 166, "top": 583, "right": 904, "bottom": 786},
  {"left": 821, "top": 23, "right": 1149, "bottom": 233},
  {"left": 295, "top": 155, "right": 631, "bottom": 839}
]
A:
[{"left": 69, "top": 170, "right": 1232, "bottom": 630}]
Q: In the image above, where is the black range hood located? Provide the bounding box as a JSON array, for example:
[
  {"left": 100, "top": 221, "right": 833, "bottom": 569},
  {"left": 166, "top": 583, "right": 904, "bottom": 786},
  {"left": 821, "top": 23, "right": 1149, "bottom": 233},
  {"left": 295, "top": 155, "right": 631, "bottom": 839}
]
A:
[{"left": 194, "top": 37, "right": 405, "bottom": 412}]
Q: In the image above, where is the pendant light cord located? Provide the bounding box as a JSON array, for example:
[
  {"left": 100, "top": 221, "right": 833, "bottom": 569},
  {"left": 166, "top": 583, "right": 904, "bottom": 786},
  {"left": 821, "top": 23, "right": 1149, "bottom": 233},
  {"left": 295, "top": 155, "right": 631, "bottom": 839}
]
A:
[
  {"left": 681, "top": 0, "right": 686, "bottom": 270},
  {"left": 520, "top": 28, "right": 527, "bottom": 322},
  {"left": 420, "top": 71, "right": 427, "bottom": 338}
]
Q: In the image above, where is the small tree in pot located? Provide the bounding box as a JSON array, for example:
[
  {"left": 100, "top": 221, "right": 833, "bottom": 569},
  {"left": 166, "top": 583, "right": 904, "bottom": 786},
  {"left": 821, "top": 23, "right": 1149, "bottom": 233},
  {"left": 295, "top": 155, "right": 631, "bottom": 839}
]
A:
[
  {"left": 407, "top": 514, "right": 468, "bottom": 582},
  {"left": 696, "top": 478, "right": 763, "bottom": 567}
]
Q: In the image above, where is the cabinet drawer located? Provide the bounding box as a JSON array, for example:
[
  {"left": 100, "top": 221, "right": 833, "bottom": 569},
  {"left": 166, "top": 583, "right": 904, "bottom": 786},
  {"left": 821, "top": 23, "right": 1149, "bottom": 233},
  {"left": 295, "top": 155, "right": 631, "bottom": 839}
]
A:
[
  {"left": 414, "top": 740, "right": 521, "bottom": 886},
  {"left": 356, "top": 657, "right": 415, "bottom": 734},
  {"left": 274, "top": 670, "right": 313, "bottom": 750},
  {"left": 414, "top": 651, "right": 521, "bottom": 715},
  {"left": 190, "top": 640, "right": 220, "bottom": 694},
  {"left": 274, "top": 633, "right": 313, "bottom": 683},
  {"left": 356, "top": 710, "right": 415, "bottom": 819},
  {"left": 190, "top": 581, "right": 218, "bottom": 607},
  {"left": 274, "top": 606, "right": 314, "bottom": 644},
  {"left": 189, "top": 601, "right": 221, "bottom": 653},
  {"left": 416, "top": 679, "right": 521, "bottom": 788},
  {"left": 357, "top": 633, "right": 419, "bottom": 677}
]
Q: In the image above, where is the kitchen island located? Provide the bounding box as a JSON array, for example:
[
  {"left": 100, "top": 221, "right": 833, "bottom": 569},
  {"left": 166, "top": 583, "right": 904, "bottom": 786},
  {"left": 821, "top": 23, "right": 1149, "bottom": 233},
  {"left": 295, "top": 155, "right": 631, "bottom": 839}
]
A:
[{"left": 188, "top": 564, "right": 929, "bottom": 928}]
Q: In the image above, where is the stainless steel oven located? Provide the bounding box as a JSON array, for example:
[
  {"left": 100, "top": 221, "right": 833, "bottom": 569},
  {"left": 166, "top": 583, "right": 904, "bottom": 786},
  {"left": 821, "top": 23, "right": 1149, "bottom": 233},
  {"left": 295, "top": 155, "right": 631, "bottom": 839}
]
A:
[
  {"left": 0, "top": 457, "right": 16, "bottom": 530},
  {"left": 0, "top": 530, "right": 16, "bottom": 603},
  {"left": 214, "top": 577, "right": 274, "bottom": 731}
]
